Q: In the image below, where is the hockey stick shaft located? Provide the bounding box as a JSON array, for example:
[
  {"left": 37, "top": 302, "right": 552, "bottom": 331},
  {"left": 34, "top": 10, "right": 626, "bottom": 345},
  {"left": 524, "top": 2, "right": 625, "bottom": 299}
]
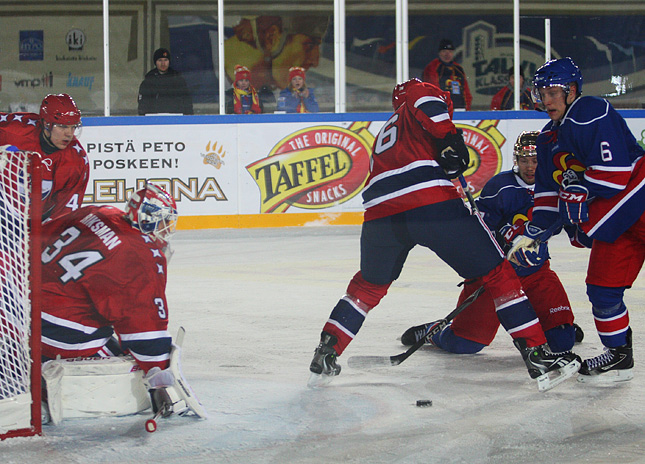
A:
[
  {"left": 458, "top": 175, "right": 480, "bottom": 215},
  {"left": 347, "top": 286, "right": 485, "bottom": 369}
]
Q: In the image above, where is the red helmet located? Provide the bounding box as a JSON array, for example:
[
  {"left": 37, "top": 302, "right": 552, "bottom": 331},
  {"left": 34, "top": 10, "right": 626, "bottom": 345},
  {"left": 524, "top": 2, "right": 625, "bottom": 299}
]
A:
[
  {"left": 392, "top": 78, "right": 421, "bottom": 110},
  {"left": 125, "top": 183, "right": 178, "bottom": 244},
  {"left": 40, "top": 94, "right": 81, "bottom": 126}
]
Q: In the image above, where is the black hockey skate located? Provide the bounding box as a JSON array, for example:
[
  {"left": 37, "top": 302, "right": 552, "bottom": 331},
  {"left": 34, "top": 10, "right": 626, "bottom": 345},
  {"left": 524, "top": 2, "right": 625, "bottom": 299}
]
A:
[
  {"left": 308, "top": 332, "right": 341, "bottom": 387},
  {"left": 578, "top": 329, "right": 633, "bottom": 383},
  {"left": 514, "top": 338, "right": 581, "bottom": 392},
  {"left": 400, "top": 321, "right": 441, "bottom": 346}
]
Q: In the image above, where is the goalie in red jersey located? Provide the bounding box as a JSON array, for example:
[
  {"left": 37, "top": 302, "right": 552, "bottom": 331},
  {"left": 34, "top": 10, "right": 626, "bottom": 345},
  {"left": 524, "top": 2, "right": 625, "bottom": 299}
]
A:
[
  {"left": 0, "top": 93, "right": 89, "bottom": 222},
  {"left": 40, "top": 183, "right": 206, "bottom": 423},
  {"left": 308, "top": 79, "right": 581, "bottom": 391}
]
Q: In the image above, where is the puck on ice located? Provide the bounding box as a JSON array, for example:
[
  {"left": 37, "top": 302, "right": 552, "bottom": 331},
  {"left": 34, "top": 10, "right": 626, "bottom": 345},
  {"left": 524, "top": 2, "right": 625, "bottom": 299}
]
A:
[{"left": 416, "top": 400, "right": 432, "bottom": 407}]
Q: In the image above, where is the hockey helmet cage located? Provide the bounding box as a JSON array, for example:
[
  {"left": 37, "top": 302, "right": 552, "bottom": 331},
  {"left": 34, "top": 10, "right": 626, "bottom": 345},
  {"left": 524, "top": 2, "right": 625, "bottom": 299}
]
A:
[
  {"left": 392, "top": 78, "right": 421, "bottom": 110},
  {"left": 126, "top": 183, "right": 178, "bottom": 243},
  {"left": 40, "top": 94, "right": 82, "bottom": 127},
  {"left": 532, "top": 57, "right": 582, "bottom": 108}
]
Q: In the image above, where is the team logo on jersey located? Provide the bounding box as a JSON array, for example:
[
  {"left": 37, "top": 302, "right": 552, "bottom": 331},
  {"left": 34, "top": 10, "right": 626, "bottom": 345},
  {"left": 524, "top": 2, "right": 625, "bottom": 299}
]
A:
[
  {"left": 201, "top": 141, "right": 226, "bottom": 169},
  {"left": 246, "top": 122, "right": 374, "bottom": 213},
  {"left": 456, "top": 120, "right": 505, "bottom": 197},
  {"left": 552, "top": 152, "right": 585, "bottom": 187}
]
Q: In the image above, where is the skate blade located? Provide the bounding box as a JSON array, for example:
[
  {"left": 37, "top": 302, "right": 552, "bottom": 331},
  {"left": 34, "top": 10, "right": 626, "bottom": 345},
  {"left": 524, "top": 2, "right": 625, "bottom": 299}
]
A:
[
  {"left": 537, "top": 359, "right": 581, "bottom": 392},
  {"left": 577, "top": 368, "right": 634, "bottom": 384},
  {"left": 307, "top": 372, "right": 335, "bottom": 388}
]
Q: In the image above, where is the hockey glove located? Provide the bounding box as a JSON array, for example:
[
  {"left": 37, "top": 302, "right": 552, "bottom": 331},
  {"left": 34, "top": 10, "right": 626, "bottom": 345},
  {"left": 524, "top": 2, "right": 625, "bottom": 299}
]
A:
[
  {"left": 564, "top": 224, "right": 593, "bottom": 248},
  {"left": 507, "top": 223, "right": 550, "bottom": 267},
  {"left": 499, "top": 220, "right": 527, "bottom": 246},
  {"left": 558, "top": 184, "right": 589, "bottom": 224},
  {"left": 435, "top": 129, "right": 470, "bottom": 179}
]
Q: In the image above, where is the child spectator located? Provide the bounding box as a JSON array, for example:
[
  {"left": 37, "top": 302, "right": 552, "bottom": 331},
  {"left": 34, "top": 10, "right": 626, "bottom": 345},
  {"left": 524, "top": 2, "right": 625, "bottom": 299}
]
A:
[{"left": 278, "top": 67, "right": 319, "bottom": 113}]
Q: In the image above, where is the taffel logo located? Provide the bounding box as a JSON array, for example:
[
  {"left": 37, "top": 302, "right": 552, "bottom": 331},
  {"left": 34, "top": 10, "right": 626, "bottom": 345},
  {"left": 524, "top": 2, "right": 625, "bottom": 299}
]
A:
[
  {"left": 247, "top": 122, "right": 374, "bottom": 213},
  {"left": 66, "top": 29, "right": 86, "bottom": 51},
  {"left": 14, "top": 71, "right": 53, "bottom": 88},
  {"left": 19, "top": 30, "right": 44, "bottom": 61},
  {"left": 455, "top": 121, "right": 505, "bottom": 198}
]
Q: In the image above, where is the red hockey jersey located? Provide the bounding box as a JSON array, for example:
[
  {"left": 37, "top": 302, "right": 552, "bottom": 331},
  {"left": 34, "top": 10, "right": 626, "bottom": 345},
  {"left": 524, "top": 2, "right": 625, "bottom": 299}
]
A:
[
  {"left": 41, "top": 205, "right": 172, "bottom": 372},
  {"left": 0, "top": 112, "right": 89, "bottom": 221},
  {"left": 362, "top": 80, "right": 462, "bottom": 221}
]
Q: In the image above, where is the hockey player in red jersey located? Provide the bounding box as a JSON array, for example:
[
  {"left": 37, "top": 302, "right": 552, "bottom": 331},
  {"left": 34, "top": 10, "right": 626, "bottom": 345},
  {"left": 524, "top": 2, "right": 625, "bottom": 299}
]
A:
[
  {"left": 41, "top": 183, "right": 206, "bottom": 419},
  {"left": 400, "top": 131, "right": 583, "bottom": 354},
  {"left": 0, "top": 93, "right": 89, "bottom": 222},
  {"left": 309, "top": 79, "right": 580, "bottom": 391},
  {"left": 510, "top": 57, "right": 645, "bottom": 383}
]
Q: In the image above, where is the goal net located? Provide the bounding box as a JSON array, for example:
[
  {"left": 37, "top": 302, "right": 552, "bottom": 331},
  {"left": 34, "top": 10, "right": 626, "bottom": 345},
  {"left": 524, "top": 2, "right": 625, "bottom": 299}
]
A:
[{"left": 0, "top": 148, "right": 42, "bottom": 439}]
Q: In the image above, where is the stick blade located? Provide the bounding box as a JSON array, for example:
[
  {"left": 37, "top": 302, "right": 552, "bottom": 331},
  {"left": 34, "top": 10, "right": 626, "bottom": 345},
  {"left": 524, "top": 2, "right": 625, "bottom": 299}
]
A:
[{"left": 347, "top": 355, "right": 396, "bottom": 369}]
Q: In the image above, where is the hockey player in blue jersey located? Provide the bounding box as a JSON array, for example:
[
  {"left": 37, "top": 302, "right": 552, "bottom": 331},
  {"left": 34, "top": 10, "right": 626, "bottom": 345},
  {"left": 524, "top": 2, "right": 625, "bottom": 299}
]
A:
[
  {"left": 401, "top": 131, "right": 583, "bottom": 354},
  {"left": 509, "top": 57, "right": 645, "bottom": 383}
]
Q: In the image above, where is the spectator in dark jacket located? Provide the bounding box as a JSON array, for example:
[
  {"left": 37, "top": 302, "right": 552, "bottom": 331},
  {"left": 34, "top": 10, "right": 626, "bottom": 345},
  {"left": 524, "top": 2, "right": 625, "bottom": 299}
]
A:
[
  {"left": 490, "top": 66, "right": 534, "bottom": 111},
  {"left": 138, "top": 48, "right": 193, "bottom": 115}
]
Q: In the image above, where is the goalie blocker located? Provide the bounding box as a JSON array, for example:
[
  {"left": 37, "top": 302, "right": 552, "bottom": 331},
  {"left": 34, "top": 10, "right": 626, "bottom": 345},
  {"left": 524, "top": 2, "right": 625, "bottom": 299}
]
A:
[{"left": 42, "top": 327, "right": 207, "bottom": 424}]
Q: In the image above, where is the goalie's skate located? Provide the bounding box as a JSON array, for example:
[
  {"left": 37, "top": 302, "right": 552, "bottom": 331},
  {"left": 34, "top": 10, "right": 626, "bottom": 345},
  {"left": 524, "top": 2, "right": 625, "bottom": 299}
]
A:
[
  {"left": 514, "top": 338, "right": 581, "bottom": 392},
  {"left": 308, "top": 332, "right": 341, "bottom": 387},
  {"left": 578, "top": 329, "right": 633, "bottom": 384}
]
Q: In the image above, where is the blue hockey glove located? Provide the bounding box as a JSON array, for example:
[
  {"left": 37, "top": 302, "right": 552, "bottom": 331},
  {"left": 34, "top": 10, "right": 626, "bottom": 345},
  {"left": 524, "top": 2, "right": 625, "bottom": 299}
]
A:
[
  {"left": 507, "top": 223, "right": 550, "bottom": 267},
  {"left": 435, "top": 129, "right": 470, "bottom": 179},
  {"left": 558, "top": 184, "right": 589, "bottom": 224},
  {"left": 564, "top": 224, "right": 593, "bottom": 248}
]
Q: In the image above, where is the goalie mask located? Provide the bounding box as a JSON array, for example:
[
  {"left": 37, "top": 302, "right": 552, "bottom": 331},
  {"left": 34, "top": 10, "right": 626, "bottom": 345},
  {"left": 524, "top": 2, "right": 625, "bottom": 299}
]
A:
[{"left": 126, "top": 183, "right": 178, "bottom": 244}]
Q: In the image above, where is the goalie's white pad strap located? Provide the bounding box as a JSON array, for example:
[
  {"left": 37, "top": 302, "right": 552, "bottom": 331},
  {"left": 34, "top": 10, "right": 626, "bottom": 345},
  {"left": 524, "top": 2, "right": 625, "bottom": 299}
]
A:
[{"left": 42, "top": 356, "right": 152, "bottom": 424}]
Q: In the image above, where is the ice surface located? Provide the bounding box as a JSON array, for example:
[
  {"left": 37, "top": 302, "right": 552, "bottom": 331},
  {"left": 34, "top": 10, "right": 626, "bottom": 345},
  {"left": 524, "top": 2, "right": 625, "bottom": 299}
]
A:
[{"left": 3, "top": 226, "right": 645, "bottom": 463}]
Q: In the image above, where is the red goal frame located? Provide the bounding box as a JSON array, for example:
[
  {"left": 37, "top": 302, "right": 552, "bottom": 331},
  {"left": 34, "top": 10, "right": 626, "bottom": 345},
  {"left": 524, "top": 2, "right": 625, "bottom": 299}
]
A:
[{"left": 0, "top": 151, "right": 42, "bottom": 439}]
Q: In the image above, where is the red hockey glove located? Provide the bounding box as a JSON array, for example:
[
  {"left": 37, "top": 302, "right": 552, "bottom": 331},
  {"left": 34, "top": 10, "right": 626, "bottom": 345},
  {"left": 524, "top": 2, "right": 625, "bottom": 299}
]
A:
[{"left": 558, "top": 184, "right": 589, "bottom": 224}]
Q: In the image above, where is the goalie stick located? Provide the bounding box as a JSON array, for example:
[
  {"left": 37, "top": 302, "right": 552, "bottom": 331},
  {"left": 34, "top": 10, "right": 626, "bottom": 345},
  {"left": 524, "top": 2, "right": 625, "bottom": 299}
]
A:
[{"left": 347, "top": 285, "right": 485, "bottom": 369}]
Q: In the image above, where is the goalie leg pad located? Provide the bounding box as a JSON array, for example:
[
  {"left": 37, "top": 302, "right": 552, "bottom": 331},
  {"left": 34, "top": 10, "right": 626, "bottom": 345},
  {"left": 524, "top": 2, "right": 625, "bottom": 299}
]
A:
[{"left": 42, "top": 356, "right": 152, "bottom": 425}]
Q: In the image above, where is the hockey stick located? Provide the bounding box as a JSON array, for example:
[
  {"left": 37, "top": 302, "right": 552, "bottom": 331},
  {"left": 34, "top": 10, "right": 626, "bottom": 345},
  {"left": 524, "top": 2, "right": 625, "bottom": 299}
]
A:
[
  {"left": 145, "top": 400, "right": 172, "bottom": 433},
  {"left": 458, "top": 174, "right": 479, "bottom": 214},
  {"left": 347, "top": 285, "right": 485, "bottom": 369}
]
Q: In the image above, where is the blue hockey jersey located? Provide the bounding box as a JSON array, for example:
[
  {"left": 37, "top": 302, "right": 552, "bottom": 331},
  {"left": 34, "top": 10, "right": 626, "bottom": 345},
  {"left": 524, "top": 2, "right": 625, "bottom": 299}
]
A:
[
  {"left": 532, "top": 96, "right": 645, "bottom": 243},
  {"left": 476, "top": 169, "right": 542, "bottom": 276}
]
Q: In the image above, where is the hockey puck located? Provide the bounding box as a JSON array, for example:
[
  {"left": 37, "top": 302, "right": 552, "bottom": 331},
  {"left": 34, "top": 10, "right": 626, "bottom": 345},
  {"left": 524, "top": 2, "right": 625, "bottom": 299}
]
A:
[{"left": 416, "top": 400, "right": 432, "bottom": 407}]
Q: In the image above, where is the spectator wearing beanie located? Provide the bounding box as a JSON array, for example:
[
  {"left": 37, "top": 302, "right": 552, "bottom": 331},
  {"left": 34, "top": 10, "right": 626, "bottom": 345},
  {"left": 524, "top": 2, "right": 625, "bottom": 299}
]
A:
[
  {"left": 225, "top": 65, "right": 264, "bottom": 114},
  {"left": 278, "top": 67, "right": 319, "bottom": 113},
  {"left": 137, "top": 47, "right": 193, "bottom": 115},
  {"left": 421, "top": 39, "right": 472, "bottom": 110}
]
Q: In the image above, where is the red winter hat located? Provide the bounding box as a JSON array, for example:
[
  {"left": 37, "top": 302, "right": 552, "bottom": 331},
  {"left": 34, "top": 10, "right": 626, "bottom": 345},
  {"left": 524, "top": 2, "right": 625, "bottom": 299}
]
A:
[
  {"left": 288, "top": 67, "right": 306, "bottom": 82},
  {"left": 234, "top": 65, "right": 251, "bottom": 83}
]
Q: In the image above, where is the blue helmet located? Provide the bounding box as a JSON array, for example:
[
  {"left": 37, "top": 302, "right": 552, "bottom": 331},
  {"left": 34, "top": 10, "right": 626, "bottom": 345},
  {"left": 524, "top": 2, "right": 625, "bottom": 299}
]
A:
[{"left": 533, "top": 57, "right": 583, "bottom": 98}]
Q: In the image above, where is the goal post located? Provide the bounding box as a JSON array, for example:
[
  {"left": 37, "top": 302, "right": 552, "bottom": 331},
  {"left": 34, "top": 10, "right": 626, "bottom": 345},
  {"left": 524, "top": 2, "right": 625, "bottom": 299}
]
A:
[{"left": 0, "top": 148, "right": 42, "bottom": 439}]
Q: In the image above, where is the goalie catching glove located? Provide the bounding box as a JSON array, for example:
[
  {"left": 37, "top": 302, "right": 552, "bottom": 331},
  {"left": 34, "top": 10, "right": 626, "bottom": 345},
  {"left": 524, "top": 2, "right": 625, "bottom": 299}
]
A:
[
  {"left": 435, "top": 129, "right": 470, "bottom": 179},
  {"left": 507, "top": 223, "right": 550, "bottom": 268}
]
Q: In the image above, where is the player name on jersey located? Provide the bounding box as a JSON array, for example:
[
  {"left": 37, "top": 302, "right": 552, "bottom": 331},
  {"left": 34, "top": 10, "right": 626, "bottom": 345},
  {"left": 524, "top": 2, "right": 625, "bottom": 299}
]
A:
[{"left": 80, "top": 213, "right": 122, "bottom": 250}]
